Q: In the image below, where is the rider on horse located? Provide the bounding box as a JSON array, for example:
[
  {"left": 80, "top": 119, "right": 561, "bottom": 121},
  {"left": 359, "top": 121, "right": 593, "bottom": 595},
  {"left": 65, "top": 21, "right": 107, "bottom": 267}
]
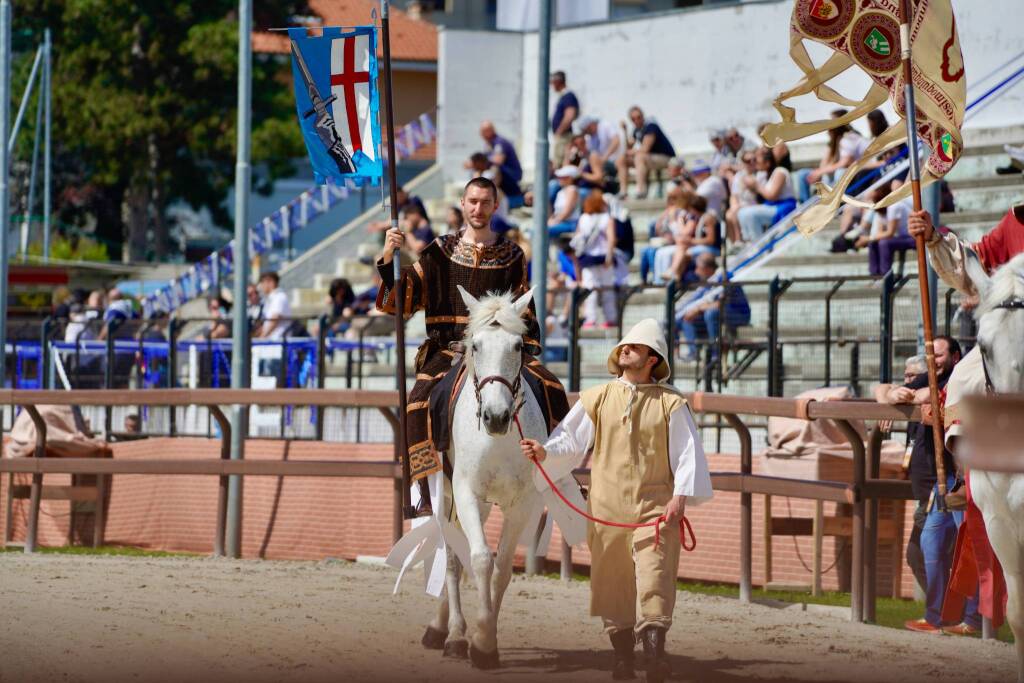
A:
[{"left": 376, "top": 176, "right": 568, "bottom": 516}]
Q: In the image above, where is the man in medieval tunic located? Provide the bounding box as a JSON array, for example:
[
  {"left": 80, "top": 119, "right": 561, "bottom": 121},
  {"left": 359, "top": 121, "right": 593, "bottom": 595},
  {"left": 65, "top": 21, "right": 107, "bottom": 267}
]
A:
[
  {"left": 907, "top": 205, "right": 1024, "bottom": 633},
  {"left": 377, "top": 176, "right": 567, "bottom": 516},
  {"left": 519, "top": 319, "right": 712, "bottom": 682}
]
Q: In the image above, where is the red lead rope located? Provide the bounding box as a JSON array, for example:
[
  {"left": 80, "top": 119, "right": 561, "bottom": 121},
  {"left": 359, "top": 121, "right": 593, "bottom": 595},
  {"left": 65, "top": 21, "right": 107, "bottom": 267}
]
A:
[{"left": 512, "top": 413, "right": 696, "bottom": 552}]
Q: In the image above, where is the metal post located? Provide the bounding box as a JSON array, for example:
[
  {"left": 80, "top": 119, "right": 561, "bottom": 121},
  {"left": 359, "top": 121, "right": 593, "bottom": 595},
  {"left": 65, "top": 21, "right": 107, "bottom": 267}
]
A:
[
  {"left": 879, "top": 271, "right": 895, "bottom": 384},
  {"left": 664, "top": 279, "right": 677, "bottom": 380},
  {"left": 567, "top": 288, "right": 587, "bottom": 392},
  {"left": 8, "top": 44, "right": 42, "bottom": 155},
  {"left": 824, "top": 280, "right": 844, "bottom": 386},
  {"left": 530, "top": 0, "right": 552, "bottom": 343},
  {"left": 315, "top": 314, "right": 328, "bottom": 440},
  {"left": 22, "top": 47, "right": 44, "bottom": 259},
  {"left": 42, "top": 29, "right": 51, "bottom": 262},
  {"left": 0, "top": 1, "right": 11, "bottom": 378},
  {"left": 227, "top": 0, "right": 253, "bottom": 559}
]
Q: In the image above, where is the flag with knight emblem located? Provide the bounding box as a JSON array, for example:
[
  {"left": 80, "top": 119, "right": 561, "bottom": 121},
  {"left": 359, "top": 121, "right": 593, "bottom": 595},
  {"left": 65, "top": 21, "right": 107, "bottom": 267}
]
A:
[
  {"left": 761, "top": 0, "right": 966, "bottom": 235},
  {"left": 288, "top": 26, "right": 382, "bottom": 185}
]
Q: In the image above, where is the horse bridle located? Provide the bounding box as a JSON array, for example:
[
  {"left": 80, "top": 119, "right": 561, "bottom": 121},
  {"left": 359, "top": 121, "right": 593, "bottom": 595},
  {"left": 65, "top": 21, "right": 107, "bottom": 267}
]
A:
[
  {"left": 979, "top": 296, "right": 1024, "bottom": 394},
  {"left": 471, "top": 359, "right": 524, "bottom": 428}
]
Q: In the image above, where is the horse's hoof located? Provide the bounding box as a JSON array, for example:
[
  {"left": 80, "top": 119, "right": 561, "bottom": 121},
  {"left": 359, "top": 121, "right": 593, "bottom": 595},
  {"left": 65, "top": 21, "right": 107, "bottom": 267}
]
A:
[
  {"left": 421, "top": 626, "right": 448, "bottom": 650},
  {"left": 469, "top": 644, "right": 500, "bottom": 669},
  {"left": 443, "top": 639, "right": 469, "bottom": 659}
]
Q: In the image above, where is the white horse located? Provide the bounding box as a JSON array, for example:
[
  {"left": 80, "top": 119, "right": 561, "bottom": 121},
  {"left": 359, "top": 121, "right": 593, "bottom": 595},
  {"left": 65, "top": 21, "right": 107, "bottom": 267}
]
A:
[
  {"left": 418, "top": 286, "right": 551, "bottom": 669},
  {"left": 963, "top": 252, "right": 1024, "bottom": 680}
]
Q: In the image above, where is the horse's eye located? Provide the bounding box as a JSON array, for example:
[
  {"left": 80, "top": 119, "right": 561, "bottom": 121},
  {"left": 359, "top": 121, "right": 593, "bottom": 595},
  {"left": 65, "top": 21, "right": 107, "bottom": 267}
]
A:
[
  {"left": 472, "top": 342, "right": 480, "bottom": 353},
  {"left": 513, "top": 341, "right": 522, "bottom": 352}
]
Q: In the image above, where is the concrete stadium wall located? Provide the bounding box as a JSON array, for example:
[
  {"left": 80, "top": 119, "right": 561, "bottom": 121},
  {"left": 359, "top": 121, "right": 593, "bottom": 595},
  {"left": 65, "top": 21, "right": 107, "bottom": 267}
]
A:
[
  {"left": 438, "top": 0, "right": 1024, "bottom": 183},
  {"left": 1, "top": 438, "right": 919, "bottom": 600}
]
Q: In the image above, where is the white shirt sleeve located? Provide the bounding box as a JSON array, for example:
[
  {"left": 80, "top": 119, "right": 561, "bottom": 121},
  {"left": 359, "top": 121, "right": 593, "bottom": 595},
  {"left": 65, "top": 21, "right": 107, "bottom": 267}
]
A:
[
  {"left": 668, "top": 405, "right": 714, "bottom": 504},
  {"left": 533, "top": 401, "right": 593, "bottom": 491}
]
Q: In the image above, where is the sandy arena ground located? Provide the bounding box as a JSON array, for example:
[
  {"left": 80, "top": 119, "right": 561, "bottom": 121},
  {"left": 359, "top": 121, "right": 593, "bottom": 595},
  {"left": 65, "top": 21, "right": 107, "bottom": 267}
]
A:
[{"left": 0, "top": 553, "right": 1015, "bottom": 683}]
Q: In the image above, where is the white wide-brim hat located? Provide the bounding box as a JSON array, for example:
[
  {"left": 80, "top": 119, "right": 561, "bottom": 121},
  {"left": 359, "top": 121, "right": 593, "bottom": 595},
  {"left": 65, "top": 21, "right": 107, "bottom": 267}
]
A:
[{"left": 607, "top": 318, "right": 671, "bottom": 382}]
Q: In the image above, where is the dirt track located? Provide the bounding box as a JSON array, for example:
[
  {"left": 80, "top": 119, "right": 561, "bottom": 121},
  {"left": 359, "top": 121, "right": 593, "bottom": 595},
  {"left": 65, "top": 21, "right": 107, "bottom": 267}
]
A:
[{"left": 0, "top": 553, "right": 1014, "bottom": 683}]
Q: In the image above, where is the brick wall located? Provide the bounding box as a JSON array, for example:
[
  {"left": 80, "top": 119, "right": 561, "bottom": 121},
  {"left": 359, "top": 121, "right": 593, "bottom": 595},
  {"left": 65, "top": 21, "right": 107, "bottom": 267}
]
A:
[{"left": 0, "top": 438, "right": 920, "bottom": 599}]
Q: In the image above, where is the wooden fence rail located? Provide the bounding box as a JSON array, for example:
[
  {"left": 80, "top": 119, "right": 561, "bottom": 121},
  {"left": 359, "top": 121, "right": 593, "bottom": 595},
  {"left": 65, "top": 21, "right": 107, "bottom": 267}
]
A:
[{"left": 0, "top": 388, "right": 923, "bottom": 624}]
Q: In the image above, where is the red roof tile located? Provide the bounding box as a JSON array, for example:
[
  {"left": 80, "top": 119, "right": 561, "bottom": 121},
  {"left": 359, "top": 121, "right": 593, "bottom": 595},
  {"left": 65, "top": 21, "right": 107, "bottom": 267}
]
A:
[{"left": 254, "top": 0, "right": 437, "bottom": 63}]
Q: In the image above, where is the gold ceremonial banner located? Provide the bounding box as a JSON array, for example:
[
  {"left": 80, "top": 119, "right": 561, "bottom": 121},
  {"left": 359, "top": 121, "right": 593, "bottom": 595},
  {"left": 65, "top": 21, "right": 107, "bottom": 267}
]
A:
[{"left": 762, "top": 0, "right": 966, "bottom": 235}]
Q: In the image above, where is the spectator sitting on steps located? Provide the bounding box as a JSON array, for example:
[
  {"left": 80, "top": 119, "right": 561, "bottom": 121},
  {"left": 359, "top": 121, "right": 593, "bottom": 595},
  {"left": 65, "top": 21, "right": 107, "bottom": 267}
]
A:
[
  {"left": 676, "top": 254, "right": 751, "bottom": 363},
  {"left": 253, "top": 271, "right": 291, "bottom": 340},
  {"left": 616, "top": 106, "right": 676, "bottom": 200}
]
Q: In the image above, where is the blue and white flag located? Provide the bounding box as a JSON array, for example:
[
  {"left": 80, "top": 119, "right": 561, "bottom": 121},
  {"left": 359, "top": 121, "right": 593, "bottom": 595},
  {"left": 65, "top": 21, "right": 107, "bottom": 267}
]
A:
[{"left": 288, "top": 26, "right": 382, "bottom": 185}]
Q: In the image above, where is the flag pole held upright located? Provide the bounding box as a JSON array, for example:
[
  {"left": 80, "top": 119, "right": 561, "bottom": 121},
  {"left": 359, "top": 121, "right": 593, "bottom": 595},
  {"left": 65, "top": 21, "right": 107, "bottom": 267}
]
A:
[
  {"left": 380, "top": 0, "right": 414, "bottom": 519},
  {"left": 899, "top": 0, "right": 947, "bottom": 507}
]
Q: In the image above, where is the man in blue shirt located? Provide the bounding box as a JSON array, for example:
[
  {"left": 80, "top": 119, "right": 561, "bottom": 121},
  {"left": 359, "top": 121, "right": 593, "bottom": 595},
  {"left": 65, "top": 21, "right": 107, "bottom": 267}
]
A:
[
  {"left": 471, "top": 120, "right": 524, "bottom": 208},
  {"left": 677, "top": 254, "right": 750, "bottom": 362},
  {"left": 616, "top": 106, "right": 676, "bottom": 199},
  {"left": 550, "top": 70, "right": 579, "bottom": 166}
]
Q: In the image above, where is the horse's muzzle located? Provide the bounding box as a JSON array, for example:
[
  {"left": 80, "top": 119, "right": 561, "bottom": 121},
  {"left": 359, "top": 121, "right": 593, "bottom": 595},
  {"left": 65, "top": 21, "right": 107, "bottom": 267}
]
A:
[{"left": 482, "top": 408, "right": 512, "bottom": 435}]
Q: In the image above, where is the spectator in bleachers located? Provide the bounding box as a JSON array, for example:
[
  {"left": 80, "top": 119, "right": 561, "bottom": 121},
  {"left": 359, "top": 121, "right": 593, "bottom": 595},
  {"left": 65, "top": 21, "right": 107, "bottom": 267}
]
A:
[
  {"left": 677, "top": 254, "right": 751, "bottom": 362},
  {"left": 548, "top": 165, "right": 582, "bottom": 237},
  {"left": 246, "top": 283, "right": 263, "bottom": 332},
  {"left": 724, "top": 150, "right": 758, "bottom": 244},
  {"left": 574, "top": 115, "right": 622, "bottom": 194},
  {"left": 368, "top": 185, "right": 429, "bottom": 233},
  {"left": 401, "top": 204, "right": 435, "bottom": 253},
  {"left": 349, "top": 270, "right": 381, "bottom": 317},
  {"left": 616, "top": 106, "right": 676, "bottom": 200},
  {"left": 473, "top": 120, "right": 525, "bottom": 209},
  {"left": 737, "top": 147, "right": 797, "bottom": 244},
  {"left": 201, "top": 296, "right": 231, "bottom": 339},
  {"left": 97, "top": 288, "right": 136, "bottom": 340},
  {"left": 725, "top": 127, "right": 758, "bottom": 160},
  {"left": 550, "top": 70, "right": 579, "bottom": 167},
  {"left": 324, "top": 278, "right": 355, "bottom": 335},
  {"left": 640, "top": 187, "right": 684, "bottom": 284},
  {"left": 794, "top": 109, "right": 869, "bottom": 203},
  {"left": 572, "top": 192, "right": 619, "bottom": 329},
  {"left": 547, "top": 235, "right": 577, "bottom": 325},
  {"left": 855, "top": 181, "right": 916, "bottom": 276},
  {"left": 445, "top": 206, "right": 464, "bottom": 235},
  {"left": 253, "top": 271, "right": 291, "bottom": 340},
  {"left": 644, "top": 189, "right": 695, "bottom": 285},
  {"left": 681, "top": 159, "right": 728, "bottom": 217},
  {"left": 665, "top": 195, "right": 720, "bottom": 285},
  {"left": 708, "top": 129, "right": 733, "bottom": 172}
]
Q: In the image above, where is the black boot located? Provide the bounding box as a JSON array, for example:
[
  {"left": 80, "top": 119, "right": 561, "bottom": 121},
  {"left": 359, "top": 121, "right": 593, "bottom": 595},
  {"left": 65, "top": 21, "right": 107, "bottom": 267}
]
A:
[
  {"left": 609, "top": 629, "right": 636, "bottom": 680},
  {"left": 640, "top": 627, "right": 670, "bottom": 683},
  {"left": 414, "top": 478, "right": 432, "bottom": 517}
]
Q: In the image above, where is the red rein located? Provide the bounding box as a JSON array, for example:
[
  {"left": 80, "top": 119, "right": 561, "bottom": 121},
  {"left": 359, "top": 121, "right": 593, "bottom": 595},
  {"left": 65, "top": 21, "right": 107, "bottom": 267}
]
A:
[{"left": 512, "top": 413, "right": 696, "bottom": 552}]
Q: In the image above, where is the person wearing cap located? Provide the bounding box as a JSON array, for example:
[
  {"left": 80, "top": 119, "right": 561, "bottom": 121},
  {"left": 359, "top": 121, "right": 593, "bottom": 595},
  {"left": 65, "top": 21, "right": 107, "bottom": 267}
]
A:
[
  {"left": 549, "top": 165, "right": 582, "bottom": 237},
  {"left": 708, "top": 129, "right": 733, "bottom": 173},
  {"left": 576, "top": 115, "right": 623, "bottom": 180},
  {"left": 520, "top": 319, "right": 713, "bottom": 682},
  {"left": 682, "top": 160, "right": 728, "bottom": 217}
]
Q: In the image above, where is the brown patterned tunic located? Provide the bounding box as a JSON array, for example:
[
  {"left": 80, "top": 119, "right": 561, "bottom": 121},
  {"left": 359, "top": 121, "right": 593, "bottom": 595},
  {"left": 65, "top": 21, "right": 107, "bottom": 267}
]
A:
[{"left": 376, "top": 233, "right": 565, "bottom": 480}]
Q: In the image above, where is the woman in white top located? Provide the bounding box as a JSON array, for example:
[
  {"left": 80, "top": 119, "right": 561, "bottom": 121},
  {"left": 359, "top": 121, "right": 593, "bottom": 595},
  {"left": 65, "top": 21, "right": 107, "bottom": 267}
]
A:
[
  {"left": 724, "top": 151, "right": 758, "bottom": 243},
  {"left": 572, "top": 192, "right": 619, "bottom": 328},
  {"left": 548, "top": 165, "right": 582, "bottom": 237},
  {"left": 794, "top": 108, "right": 868, "bottom": 203},
  {"left": 737, "top": 147, "right": 797, "bottom": 242}
]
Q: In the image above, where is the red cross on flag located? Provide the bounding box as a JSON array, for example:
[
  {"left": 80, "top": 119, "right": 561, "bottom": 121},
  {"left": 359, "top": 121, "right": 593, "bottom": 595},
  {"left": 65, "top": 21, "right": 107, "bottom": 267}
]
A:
[{"left": 329, "top": 33, "right": 375, "bottom": 162}]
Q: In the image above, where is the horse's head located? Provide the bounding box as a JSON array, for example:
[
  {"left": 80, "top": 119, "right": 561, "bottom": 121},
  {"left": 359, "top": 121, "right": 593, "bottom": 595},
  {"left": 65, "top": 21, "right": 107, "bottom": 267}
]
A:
[
  {"left": 967, "top": 251, "right": 1024, "bottom": 393},
  {"left": 458, "top": 285, "right": 534, "bottom": 436}
]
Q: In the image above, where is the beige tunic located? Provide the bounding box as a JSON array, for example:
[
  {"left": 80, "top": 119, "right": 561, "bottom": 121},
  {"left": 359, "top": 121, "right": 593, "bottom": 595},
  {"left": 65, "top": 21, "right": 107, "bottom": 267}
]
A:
[{"left": 540, "top": 379, "right": 713, "bottom": 632}]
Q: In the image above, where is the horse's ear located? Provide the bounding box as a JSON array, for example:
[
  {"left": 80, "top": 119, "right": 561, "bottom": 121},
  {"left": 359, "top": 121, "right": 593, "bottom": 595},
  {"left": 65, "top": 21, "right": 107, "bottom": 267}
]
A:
[
  {"left": 965, "top": 249, "right": 992, "bottom": 301},
  {"left": 512, "top": 287, "right": 535, "bottom": 317},
  {"left": 457, "top": 285, "right": 480, "bottom": 313}
]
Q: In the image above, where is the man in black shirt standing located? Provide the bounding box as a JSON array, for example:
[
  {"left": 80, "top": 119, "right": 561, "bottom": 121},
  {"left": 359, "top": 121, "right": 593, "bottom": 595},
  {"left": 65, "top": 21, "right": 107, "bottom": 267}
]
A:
[{"left": 875, "top": 336, "right": 980, "bottom": 634}]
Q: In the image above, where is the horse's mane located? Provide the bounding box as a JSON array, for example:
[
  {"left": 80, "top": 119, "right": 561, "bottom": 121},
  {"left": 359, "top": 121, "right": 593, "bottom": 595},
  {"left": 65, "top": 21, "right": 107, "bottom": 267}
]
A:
[
  {"left": 978, "top": 253, "right": 1024, "bottom": 316},
  {"left": 462, "top": 291, "right": 528, "bottom": 341}
]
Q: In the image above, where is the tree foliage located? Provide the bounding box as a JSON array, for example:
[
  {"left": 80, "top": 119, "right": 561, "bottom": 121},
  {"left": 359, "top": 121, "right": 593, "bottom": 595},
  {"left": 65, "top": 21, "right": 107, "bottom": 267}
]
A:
[{"left": 13, "top": 0, "right": 308, "bottom": 262}]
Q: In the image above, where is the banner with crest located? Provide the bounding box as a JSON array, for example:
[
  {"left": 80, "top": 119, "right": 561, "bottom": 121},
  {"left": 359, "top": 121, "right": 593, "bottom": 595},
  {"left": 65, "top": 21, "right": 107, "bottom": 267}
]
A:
[{"left": 762, "top": 0, "right": 966, "bottom": 235}]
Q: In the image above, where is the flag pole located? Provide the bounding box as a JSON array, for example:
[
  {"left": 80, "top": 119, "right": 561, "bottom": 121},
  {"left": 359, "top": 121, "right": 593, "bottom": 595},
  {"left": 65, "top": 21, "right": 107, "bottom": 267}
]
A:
[
  {"left": 380, "top": 0, "right": 413, "bottom": 519},
  {"left": 899, "top": 0, "right": 947, "bottom": 507}
]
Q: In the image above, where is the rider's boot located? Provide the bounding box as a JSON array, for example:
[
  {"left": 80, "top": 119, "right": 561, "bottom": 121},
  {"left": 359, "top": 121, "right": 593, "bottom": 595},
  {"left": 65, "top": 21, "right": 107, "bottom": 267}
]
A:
[
  {"left": 414, "top": 477, "right": 432, "bottom": 517},
  {"left": 609, "top": 629, "right": 636, "bottom": 680}
]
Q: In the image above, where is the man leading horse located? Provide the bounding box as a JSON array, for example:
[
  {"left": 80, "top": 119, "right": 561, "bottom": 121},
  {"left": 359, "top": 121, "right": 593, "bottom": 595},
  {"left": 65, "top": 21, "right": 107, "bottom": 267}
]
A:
[{"left": 376, "top": 175, "right": 568, "bottom": 517}]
